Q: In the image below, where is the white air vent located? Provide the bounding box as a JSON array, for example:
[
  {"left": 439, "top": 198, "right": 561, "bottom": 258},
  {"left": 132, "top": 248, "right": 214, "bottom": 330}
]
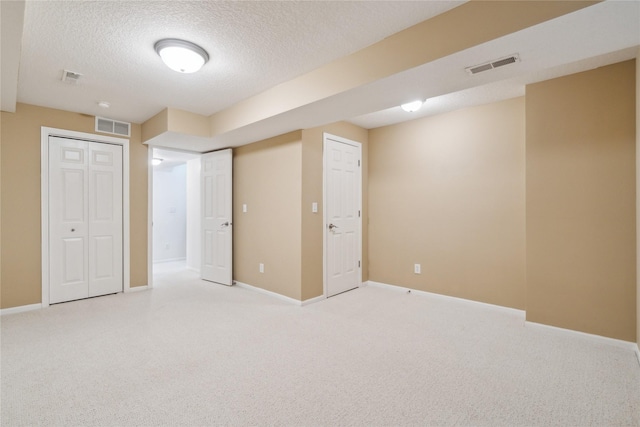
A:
[
  {"left": 465, "top": 54, "right": 520, "bottom": 75},
  {"left": 62, "top": 69, "right": 82, "bottom": 84},
  {"left": 95, "top": 116, "right": 131, "bottom": 137}
]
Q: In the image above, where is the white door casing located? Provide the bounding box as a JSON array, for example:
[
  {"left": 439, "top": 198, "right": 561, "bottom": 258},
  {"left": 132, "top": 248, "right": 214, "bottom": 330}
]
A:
[
  {"left": 324, "top": 133, "right": 362, "bottom": 297},
  {"left": 41, "top": 127, "right": 130, "bottom": 308},
  {"left": 48, "top": 137, "right": 123, "bottom": 304},
  {"left": 201, "top": 149, "right": 233, "bottom": 285}
]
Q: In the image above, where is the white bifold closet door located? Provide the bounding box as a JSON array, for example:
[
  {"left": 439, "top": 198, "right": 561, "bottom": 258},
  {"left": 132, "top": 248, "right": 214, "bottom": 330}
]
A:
[{"left": 49, "top": 136, "right": 123, "bottom": 304}]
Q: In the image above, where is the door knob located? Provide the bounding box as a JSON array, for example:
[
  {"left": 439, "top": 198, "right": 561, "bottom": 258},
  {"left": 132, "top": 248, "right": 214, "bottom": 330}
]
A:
[
  {"left": 71, "top": 228, "right": 75, "bottom": 232},
  {"left": 220, "top": 221, "right": 231, "bottom": 228},
  {"left": 328, "top": 223, "right": 338, "bottom": 230}
]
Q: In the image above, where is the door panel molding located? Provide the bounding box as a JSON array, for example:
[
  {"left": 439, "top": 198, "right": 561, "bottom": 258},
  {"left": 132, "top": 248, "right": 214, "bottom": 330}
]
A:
[
  {"left": 201, "top": 149, "right": 233, "bottom": 286},
  {"left": 323, "top": 133, "right": 362, "bottom": 298},
  {"left": 41, "top": 127, "right": 130, "bottom": 307}
]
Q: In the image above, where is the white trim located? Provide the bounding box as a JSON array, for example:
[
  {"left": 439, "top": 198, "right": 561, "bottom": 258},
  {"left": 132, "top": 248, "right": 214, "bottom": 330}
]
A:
[
  {"left": 365, "top": 280, "right": 525, "bottom": 317},
  {"left": 0, "top": 303, "right": 42, "bottom": 316},
  {"left": 322, "top": 133, "right": 363, "bottom": 299},
  {"left": 234, "top": 281, "right": 303, "bottom": 305},
  {"left": 301, "top": 295, "right": 325, "bottom": 306},
  {"left": 525, "top": 321, "right": 638, "bottom": 351},
  {"left": 41, "top": 127, "right": 130, "bottom": 307},
  {"left": 153, "top": 257, "right": 187, "bottom": 263},
  {"left": 365, "top": 281, "right": 638, "bottom": 352},
  {"left": 636, "top": 346, "right": 640, "bottom": 367},
  {"left": 125, "top": 285, "right": 149, "bottom": 293},
  {"left": 147, "top": 147, "right": 154, "bottom": 289}
]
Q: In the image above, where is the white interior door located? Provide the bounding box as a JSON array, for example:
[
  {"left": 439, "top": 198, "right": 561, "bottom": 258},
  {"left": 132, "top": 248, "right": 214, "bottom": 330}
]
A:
[
  {"left": 88, "top": 142, "right": 123, "bottom": 297},
  {"left": 49, "top": 136, "right": 123, "bottom": 304},
  {"left": 324, "top": 134, "right": 362, "bottom": 297},
  {"left": 49, "top": 138, "right": 89, "bottom": 303},
  {"left": 201, "top": 149, "right": 233, "bottom": 285}
]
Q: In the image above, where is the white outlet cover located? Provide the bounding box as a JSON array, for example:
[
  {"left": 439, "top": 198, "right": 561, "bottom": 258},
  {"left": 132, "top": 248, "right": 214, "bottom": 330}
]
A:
[
  {"left": 243, "top": 204, "right": 247, "bottom": 213},
  {"left": 312, "top": 202, "right": 318, "bottom": 213}
]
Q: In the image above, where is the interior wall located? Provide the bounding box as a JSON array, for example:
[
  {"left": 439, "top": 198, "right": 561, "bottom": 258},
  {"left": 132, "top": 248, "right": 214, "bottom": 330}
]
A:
[
  {"left": 526, "top": 60, "right": 636, "bottom": 342},
  {"left": 153, "top": 163, "right": 187, "bottom": 262},
  {"left": 186, "top": 158, "right": 201, "bottom": 271},
  {"left": 0, "top": 103, "right": 148, "bottom": 309},
  {"left": 233, "top": 131, "right": 302, "bottom": 300},
  {"left": 368, "top": 97, "right": 526, "bottom": 309},
  {"left": 637, "top": 53, "right": 640, "bottom": 349},
  {"left": 300, "top": 122, "right": 369, "bottom": 300}
]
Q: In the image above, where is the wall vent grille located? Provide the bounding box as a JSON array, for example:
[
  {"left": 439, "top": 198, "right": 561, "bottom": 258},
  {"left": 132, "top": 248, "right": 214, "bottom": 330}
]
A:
[
  {"left": 95, "top": 117, "right": 131, "bottom": 137},
  {"left": 62, "top": 69, "right": 82, "bottom": 84},
  {"left": 466, "top": 54, "right": 520, "bottom": 75}
]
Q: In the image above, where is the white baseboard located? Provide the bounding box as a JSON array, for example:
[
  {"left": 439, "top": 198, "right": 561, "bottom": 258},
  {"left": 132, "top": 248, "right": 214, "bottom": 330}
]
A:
[
  {"left": 233, "top": 281, "right": 326, "bottom": 306},
  {"left": 125, "top": 285, "right": 149, "bottom": 293},
  {"left": 1, "top": 303, "right": 42, "bottom": 316},
  {"left": 525, "top": 321, "right": 638, "bottom": 352},
  {"left": 636, "top": 346, "right": 640, "bottom": 366},
  {"left": 153, "top": 258, "right": 186, "bottom": 263},
  {"left": 365, "top": 280, "right": 525, "bottom": 317},
  {"left": 301, "top": 295, "right": 325, "bottom": 306},
  {"left": 234, "top": 281, "right": 302, "bottom": 305},
  {"left": 364, "top": 281, "right": 639, "bottom": 354}
]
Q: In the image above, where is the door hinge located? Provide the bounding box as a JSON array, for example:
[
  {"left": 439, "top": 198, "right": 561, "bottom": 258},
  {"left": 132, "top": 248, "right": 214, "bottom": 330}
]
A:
[
  {"left": 358, "top": 260, "right": 361, "bottom": 268},
  {"left": 358, "top": 160, "right": 361, "bottom": 167},
  {"left": 358, "top": 210, "right": 361, "bottom": 217}
]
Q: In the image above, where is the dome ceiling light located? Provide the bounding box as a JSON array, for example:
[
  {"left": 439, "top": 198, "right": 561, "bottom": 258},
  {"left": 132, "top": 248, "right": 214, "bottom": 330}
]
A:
[
  {"left": 400, "top": 100, "right": 424, "bottom": 112},
  {"left": 154, "top": 39, "right": 209, "bottom": 74}
]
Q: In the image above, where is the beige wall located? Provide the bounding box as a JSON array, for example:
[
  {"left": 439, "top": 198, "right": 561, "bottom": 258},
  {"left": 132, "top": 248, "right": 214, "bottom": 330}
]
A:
[
  {"left": 233, "top": 121, "right": 368, "bottom": 302},
  {"left": 368, "top": 98, "right": 526, "bottom": 309},
  {"left": 526, "top": 60, "right": 636, "bottom": 341},
  {"left": 637, "top": 54, "right": 640, "bottom": 349},
  {"left": 301, "top": 122, "right": 369, "bottom": 300},
  {"left": 0, "top": 103, "right": 148, "bottom": 309},
  {"left": 233, "top": 131, "right": 303, "bottom": 300}
]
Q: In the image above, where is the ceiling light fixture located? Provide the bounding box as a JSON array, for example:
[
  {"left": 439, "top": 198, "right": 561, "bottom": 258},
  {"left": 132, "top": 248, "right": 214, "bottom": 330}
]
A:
[
  {"left": 154, "top": 38, "right": 209, "bottom": 73},
  {"left": 400, "top": 100, "right": 424, "bottom": 112},
  {"left": 152, "top": 158, "right": 164, "bottom": 166}
]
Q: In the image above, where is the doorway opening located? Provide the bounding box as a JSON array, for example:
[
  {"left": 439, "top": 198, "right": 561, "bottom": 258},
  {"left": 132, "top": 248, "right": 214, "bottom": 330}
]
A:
[{"left": 151, "top": 148, "right": 201, "bottom": 286}]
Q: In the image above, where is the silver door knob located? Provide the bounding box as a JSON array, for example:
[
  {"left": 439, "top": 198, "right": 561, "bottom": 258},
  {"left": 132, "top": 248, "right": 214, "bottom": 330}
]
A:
[
  {"left": 220, "top": 221, "right": 230, "bottom": 228},
  {"left": 328, "top": 223, "right": 338, "bottom": 230}
]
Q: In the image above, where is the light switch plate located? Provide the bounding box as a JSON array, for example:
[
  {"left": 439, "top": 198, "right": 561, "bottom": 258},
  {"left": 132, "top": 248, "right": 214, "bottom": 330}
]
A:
[
  {"left": 243, "top": 204, "right": 247, "bottom": 213},
  {"left": 312, "top": 202, "right": 318, "bottom": 213}
]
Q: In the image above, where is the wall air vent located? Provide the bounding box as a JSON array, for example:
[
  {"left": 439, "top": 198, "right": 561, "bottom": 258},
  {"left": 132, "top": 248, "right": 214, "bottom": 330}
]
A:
[
  {"left": 62, "top": 69, "right": 82, "bottom": 84},
  {"left": 95, "top": 116, "right": 131, "bottom": 137},
  {"left": 465, "top": 54, "right": 520, "bottom": 75}
]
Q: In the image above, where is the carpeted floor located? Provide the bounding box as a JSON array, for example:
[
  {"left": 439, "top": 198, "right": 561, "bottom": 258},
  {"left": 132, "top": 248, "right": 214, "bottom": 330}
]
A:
[{"left": 2, "top": 264, "right": 639, "bottom": 426}]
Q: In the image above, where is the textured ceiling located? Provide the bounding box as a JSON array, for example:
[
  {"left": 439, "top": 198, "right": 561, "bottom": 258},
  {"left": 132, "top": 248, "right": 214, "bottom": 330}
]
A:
[
  {"left": 14, "top": 0, "right": 462, "bottom": 123},
  {"left": 3, "top": 0, "right": 639, "bottom": 151}
]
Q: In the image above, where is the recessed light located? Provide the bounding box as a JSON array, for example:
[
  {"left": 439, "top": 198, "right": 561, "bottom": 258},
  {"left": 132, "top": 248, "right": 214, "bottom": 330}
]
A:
[
  {"left": 98, "top": 101, "right": 110, "bottom": 109},
  {"left": 154, "top": 39, "right": 209, "bottom": 73},
  {"left": 152, "top": 158, "right": 164, "bottom": 166}
]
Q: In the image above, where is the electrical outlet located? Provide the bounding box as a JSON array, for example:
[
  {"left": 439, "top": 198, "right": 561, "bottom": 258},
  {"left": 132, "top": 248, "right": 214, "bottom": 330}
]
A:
[
  {"left": 414, "top": 263, "right": 421, "bottom": 274},
  {"left": 259, "top": 263, "right": 264, "bottom": 273}
]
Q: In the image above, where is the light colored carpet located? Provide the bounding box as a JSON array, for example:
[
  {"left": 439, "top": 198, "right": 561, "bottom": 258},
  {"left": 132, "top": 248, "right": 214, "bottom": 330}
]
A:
[{"left": 2, "top": 265, "right": 639, "bottom": 426}]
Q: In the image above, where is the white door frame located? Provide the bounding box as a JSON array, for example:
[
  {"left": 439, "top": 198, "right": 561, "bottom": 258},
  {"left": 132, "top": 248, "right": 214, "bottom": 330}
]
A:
[
  {"left": 41, "top": 127, "right": 130, "bottom": 308},
  {"left": 322, "top": 132, "right": 363, "bottom": 298}
]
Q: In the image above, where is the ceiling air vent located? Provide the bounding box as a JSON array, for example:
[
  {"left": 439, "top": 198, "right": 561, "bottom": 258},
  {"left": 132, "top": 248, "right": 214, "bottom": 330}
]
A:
[
  {"left": 465, "top": 54, "right": 520, "bottom": 75},
  {"left": 95, "top": 116, "right": 131, "bottom": 137},
  {"left": 62, "top": 69, "right": 82, "bottom": 84}
]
